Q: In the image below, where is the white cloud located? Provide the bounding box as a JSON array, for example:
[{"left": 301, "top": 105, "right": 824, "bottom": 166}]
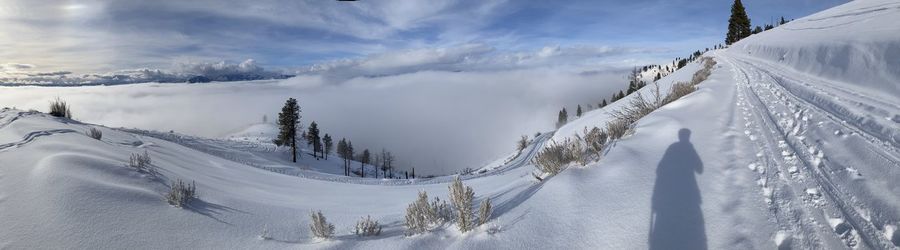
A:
[
  {"left": 299, "top": 43, "right": 652, "bottom": 82},
  {"left": 1, "top": 63, "right": 36, "bottom": 71}
]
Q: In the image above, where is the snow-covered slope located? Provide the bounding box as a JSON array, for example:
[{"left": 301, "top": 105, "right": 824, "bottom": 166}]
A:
[
  {"left": 1, "top": 0, "right": 898, "bottom": 249},
  {"left": 733, "top": 0, "right": 900, "bottom": 98}
]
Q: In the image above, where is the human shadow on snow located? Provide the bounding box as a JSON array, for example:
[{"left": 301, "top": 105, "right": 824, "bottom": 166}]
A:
[{"left": 648, "top": 128, "right": 707, "bottom": 250}]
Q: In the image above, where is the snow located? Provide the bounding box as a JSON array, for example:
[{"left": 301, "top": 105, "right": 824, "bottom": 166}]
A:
[{"left": 1, "top": 0, "right": 899, "bottom": 249}]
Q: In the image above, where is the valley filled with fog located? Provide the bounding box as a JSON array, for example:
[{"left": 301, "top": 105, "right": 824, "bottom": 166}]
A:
[{"left": 1, "top": 68, "right": 625, "bottom": 175}]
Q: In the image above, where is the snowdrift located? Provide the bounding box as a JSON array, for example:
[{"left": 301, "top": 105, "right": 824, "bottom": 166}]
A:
[{"left": 733, "top": 0, "right": 900, "bottom": 98}]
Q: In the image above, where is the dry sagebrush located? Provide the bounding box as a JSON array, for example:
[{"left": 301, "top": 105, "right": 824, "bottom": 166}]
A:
[
  {"left": 532, "top": 138, "right": 582, "bottom": 176},
  {"left": 166, "top": 179, "right": 197, "bottom": 208},
  {"left": 449, "top": 176, "right": 475, "bottom": 233},
  {"left": 87, "top": 127, "right": 102, "bottom": 140},
  {"left": 309, "top": 210, "right": 335, "bottom": 239},
  {"left": 354, "top": 215, "right": 382, "bottom": 236}
]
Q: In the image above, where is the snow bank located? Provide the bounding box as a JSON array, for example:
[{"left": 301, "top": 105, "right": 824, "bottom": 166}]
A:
[{"left": 732, "top": 0, "right": 900, "bottom": 98}]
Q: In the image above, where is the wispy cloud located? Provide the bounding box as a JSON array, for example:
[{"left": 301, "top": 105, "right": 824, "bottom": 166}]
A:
[{"left": 0, "top": 0, "right": 848, "bottom": 81}]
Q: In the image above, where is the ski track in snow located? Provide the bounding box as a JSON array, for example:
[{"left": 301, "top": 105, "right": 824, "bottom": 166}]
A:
[{"left": 723, "top": 53, "right": 899, "bottom": 249}]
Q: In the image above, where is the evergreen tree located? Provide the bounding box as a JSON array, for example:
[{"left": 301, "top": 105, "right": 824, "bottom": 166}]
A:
[
  {"left": 337, "top": 138, "right": 348, "bottom": 175},
  {"left": 276, "top": 98, "right": 301, "bottom": 162},
  {"left": 361, "top": 149, "right": 371, "bottom": 178},
  {"left": 307, "top": 122, "right": 321, "bottom": 160},
  {"left": 347, "top": 142, "right": 354, "bottom": 176},
  {"left": 576, "top": 105, "right": 583, "bottom": 117},
  {"left": 556, "top": 108, "right": 568, "bottom": 128},
  {"left": 726, "top": 0, "right": 752, "bottom": 45},
  {"left": 322, "top": 134, "right": 333, "bottom": 160}
]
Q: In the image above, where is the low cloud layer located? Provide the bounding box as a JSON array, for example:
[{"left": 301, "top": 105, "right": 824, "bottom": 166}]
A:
[{"left": 0, "top": 68, "right": 626, "bottom": 175}]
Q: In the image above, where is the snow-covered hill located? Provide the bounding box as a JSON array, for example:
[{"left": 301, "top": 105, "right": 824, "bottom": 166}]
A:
[{"left": 0, "top": 0, "right": 898, "bottom": 249}]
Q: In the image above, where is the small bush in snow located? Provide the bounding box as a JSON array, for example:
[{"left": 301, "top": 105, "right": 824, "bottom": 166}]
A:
[
  {"left": 126, "top": 151, "right": 157, "bottom": 176},
  {"left": 605, "top": 119, "right": 629, "bottom": 141},
  {"left": 405, "top": 191, "right": 435, "bottom": 235},
  {"left": 354, "top": 215, "right": 382, "bottom": 236},
  {"left": 49, "top": 97, "right": 72, "bottom": 118},
  {"left": 87, "top": 127, "right": 102, "bottom": 140},
  {"left": 661, "top": 81, "right": 697, "bottom": 105},
  {"left": 449, "top": 176, "right": 475, "bottom": 233},
  {"left": 431, "top": 196, "right": 452, "bottom": 223},
  {"left": 610, "top": 92, "right": 659, "bottom": 126},
  {"left": 309, "top": 210, "right": 335, "bottom": 239},
  {"left": 516, "top": 135, "right": 529, "bottom": 151},
  {"left": 582, "top": 126, "right": 607, "bottom": 157},
  {"left": 477, "top": 198, "right": 493, "bottom": 227},
  {"left": 166, "top": 179, "right": 197, "bottom": 208},
  {"left": 531, "top": 139, "right": 581, "bottom": 176},
  {"left": 259, "top": 224, "right": 271, "bottom": 240}
]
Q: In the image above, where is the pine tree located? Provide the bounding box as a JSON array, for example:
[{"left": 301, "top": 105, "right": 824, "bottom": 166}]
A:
[
  {"left": 752, "top": 26, "right": 763, "bottom": 34},
  {"left": 347, "top": 142, "right": 354, "bottom": 176},
  {"left": 576, "top": 105, "right": 583, "bottom": 117},
  {"left": 337, "top": 138, "right": 348, "bottom": 175},
  {"left": 276, "top": 98, "right": 301, "bottom": 162},
  {"left": 556, "top": 108, "right": 568, "bottom": 128},
  {"left": 307, "top": 122, "right": 321, "bottom": 160},
  {"left": 322, "top": 134, "right": 332, "bottom": 160},
  {"left": 361, "top": 149, "right": 371, "bottom": 178},
  {"left": 600, "top": 99, "right": 607, "bottom": 108},
  {"left": 726, "top": 0, "right": 752, "bottom": 45}
]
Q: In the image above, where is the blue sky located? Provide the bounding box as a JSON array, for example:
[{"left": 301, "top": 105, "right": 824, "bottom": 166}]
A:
[{"left": 0, "top": 0, "right": 848, "bottom": 81}]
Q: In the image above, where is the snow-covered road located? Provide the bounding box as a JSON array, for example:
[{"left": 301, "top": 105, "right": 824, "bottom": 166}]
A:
[{"left": 722, "top": 52, "right": 900, "bottom": 249}]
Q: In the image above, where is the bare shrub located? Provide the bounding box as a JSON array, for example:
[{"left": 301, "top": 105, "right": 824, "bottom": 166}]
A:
[
  {"left": 531, "top": 138, "right": 581, "bottom": 175},
  {"left": 87, "top": 127, "right": 102, "bottom": 140},
  {"left": 449, "top": 176, "right": 475, "bottom": 233},
  {"left": 431, "top": 196, "right": 452, "bottom": 223},
  {"left": 662, "top": 57, "right": 716, "bottom": 106},
  {"left": 610, "top": 92, "right": 659, "bottom": 126},
  {"left": 126, "top": 151, "right": 157, "bottom": 176},
  {"left": 661, "top": 81, "right": 697, "bottom": 105},
  {"left": 309, "top": 210, "right": 335, "bottom": 239},
  {"left": 605, "top": 119, "right": 630, "bottom": 141},
  {"left": 259, "top": 224, "right": 271, "bottom": 240},
  {"left": 166, "top": 179, "right": 197, "bottom": 208},
  {"left": 354, "top": 215, "right": 382, "bottom": 236},
  {"left": 477, "top": 198, "right": 493, "bottom": 227},
  {"left": 581, "top": 126, "right": 608, "bottom": 158},
  {"left": 49, "top": 97, "right": 72, "bottom": 118},
  {"left": 405, "top": 191, "right": 435, "bottom": 235},
  {"left": 516, "top": 135, "right": 529, "bottom": 151}
]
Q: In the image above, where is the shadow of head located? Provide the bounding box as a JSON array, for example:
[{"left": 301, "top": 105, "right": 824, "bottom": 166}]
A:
[{"left": 679, "top": 128, "right": 691, "bottom": 142}]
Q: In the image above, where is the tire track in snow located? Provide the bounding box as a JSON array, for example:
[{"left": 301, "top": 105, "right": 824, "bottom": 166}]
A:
[
  {"left": 731, "top": 56, "right": 900, "bottom": 162},
  {"left": 726, "top": 55, "right": 897, "bottom": 249},
  {"left": 728, "top": 57, "right": 826, "bottom": 249}
]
